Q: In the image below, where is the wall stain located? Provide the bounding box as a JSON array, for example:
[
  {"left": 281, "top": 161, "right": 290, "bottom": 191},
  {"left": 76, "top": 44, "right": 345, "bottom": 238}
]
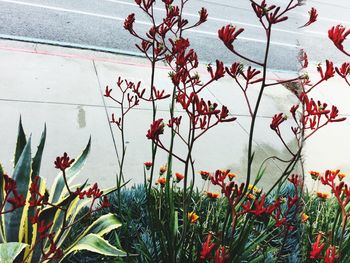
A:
[{"left": 77, "top": 106, "right": 86, "bottom": 128}]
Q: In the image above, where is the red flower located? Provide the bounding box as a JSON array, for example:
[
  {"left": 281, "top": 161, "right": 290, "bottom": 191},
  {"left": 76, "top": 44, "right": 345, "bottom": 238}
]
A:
[
  {"left": 335, "top": 62, "right": 350, "bottom": 78},
  {"left": 124, "top": 13, "right": 135, "bottom": 32},
  {"left": 250, "top": 194, "right": 268, "bottom": 216},
  {"left": 3, "top": 174, "right": 16, "bottom": 192},
  {"left": 104, "top": 86, "right": 112, "bottom": 97},
  {"left": 199, "top": 233, "right": 215, "bottom": 260},
  {"left": 267, "top": 6, "right": 288, "bottom": 24},
  {"left": 317, "top": 60, "right": 335, "bottom": 81},
  {"left": 7, "top": 190, "right": 26, "bottom": 210},
  {"left": 329, "top": 25, "right": 350, "bottom": 54},
  {"left": 218, "top": 25, "right": 244, "bottom": 50},
  {"left": 242, "top": 66, "right": 261, "bottom": 83},
  {"left": 226, "top": 62, "right": 243, "bottom": 78},
  {"left": 144, "top": 161, "right": 153, "bottom": 170},
  {"left": 38, "top": 220, "right": 53, "bottom": 239},
  {"left": 324, "top": 246, "right": 337, "bottom": 263},
  {"left": 214, "top": 246, "right": 226, "bottom": 263},
  {"left": 207, "top": 60, "right": 225, "bottom": 81},
  {"left": 287, "top": 174, "right": 299, "bottom": 187},
  {"left": 146, "top": 119, "right": 165, "bottom": 141},
  {"left": 298, "top": 49, "right": 308, "bottom": 68},
  {"left": 251, "top": 1, "right": 275, "bottom": 18},
  {"left": 270, "top": 113, "right": 286, "bottom": 132},
  {"left": 100, "top": 196, "right": 110, "bottom": 208},
  {"left": 328, "top": 105, "right": 346, "bottom": 122},
  {"left": 30, "top": 209, "right": 40, "bottom": 224},
  {"left": 198, "top": 8, "right": 208, "bottom": 24},
  {"left": 135, "top": 0, "right": 155, "bottom": 11},
  {"left": 54, "top": 152, "right": 75, "bottom": 171},
  {"left": 310, "top": 233, "right": 325, "bottom": 259},
  {"left": 299, "top": 7, "right": 318, "bottom": 28}
]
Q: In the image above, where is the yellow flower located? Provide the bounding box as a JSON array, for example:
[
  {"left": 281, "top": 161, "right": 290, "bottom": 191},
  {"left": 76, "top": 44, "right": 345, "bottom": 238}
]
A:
[
  {"left": 338, "top": 173, "right": 346, "bottom": 181},
  {"left": 248, "top": 184, "right": 261, "bottom": 194},
  {"left": 301, "top": 213, "right": 309, "bottom": 223},
  {"left": 228, "top": 172, "right": 237, "bottom": 180},
  {"left": 188, "top": 212, "right": 199, "bottom": 223},
  {"left": 159, "top": 165, "right": 167, "bottom": 175}
]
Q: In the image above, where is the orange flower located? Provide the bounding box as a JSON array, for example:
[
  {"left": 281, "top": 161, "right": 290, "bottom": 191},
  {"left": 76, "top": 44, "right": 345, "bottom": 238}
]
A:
[
  {"left": 206, "top": 192, "right": 220, "bottom": 199},
  {"left": 200, "top": 171, "right": 210, "bottom": 180},
  {"left": 247, "top": 193, "right": 255, "bottom": 200},
  {"left": 338, "top": 172, "right": 346, "bottom": 181},
  {"left": 228, "top": 172, "right": 237, "bottom": 180},
  {"left": 301, "top": 213, "right": 309, "bottom": 223},
  {"left": 156, "top": 177, "right": 166, "bottom": 187},
  {"left": 316, "top": 192, "right": 329, "bottom": 201},
  {"left": 144, "top": 161, "right": 152, "bottom": 170},
  {"left": 188, "top": 212, "right": 199, "bottom": 223},
  {"left": 159, "top": 165, "right": 167, "bottom": 175},
  {"left": 309, "top": 171, "right": 320, "bottom": 180},
  {"left": 175, "top": 172, "right": 184, "bottom": 182}
]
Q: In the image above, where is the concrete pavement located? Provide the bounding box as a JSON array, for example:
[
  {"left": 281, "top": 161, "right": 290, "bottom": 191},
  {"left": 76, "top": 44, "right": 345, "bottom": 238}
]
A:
[{"left": 0, "top": 39, "right": 347, "bottom": 190}]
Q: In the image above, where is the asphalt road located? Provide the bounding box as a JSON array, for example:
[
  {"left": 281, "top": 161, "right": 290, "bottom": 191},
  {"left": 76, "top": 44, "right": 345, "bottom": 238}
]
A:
[{"left": 0, "top": 0, "right": 348, "bottom": 72}]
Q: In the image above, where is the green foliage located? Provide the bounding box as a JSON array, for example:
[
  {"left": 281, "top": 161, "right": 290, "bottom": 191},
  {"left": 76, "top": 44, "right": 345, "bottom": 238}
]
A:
[{"left": 0, "top": 119, "right": 126, "bottom": 262}]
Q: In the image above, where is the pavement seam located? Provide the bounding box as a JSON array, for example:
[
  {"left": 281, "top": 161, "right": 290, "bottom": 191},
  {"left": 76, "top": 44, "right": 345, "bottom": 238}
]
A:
[
  {"left": 92, "top": 59, "right": 121, "bottom": 167},
  {"left": 0, "top": 98, "right": 105, "bottom": 108}
]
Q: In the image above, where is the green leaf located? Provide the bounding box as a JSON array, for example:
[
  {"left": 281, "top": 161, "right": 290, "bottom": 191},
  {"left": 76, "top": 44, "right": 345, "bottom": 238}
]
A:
[
  {"left": 14, "top": 117, "right": 27, "bottom": 167},
  {"left": 0, "top": 164, "right": 5, "bottom": 242},
  {"left": 60, "top": 234, "right": 127, "bottom": 262},
  {"left": 79, "top": 213, "right": 122, "bottom": 238},
  {"left": 31, "top": 124, "right": 46, "bottom": 178},
  {"left": 0, "top": 242, "right": 28, "bottom": 262},
  {"left": 4, "top": 137, "right": 32, "bottom": 242},
  {"left": 27, "top": 125, "right": 46, "bottom": 245},
  {"left": 49, "top": 137, "right": 91, "bottom": 203},
  {"left": 30, "top": 192, "right": 77, "bottom": 262},
  {"left": 65, "top": 213, "right": 122, "bottom": 253}
]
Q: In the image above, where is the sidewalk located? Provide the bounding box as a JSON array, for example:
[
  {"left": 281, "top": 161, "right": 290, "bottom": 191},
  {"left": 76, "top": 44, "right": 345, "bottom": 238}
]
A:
[{"left": 0, "top": 39, "right": 346, "bottom": 189}]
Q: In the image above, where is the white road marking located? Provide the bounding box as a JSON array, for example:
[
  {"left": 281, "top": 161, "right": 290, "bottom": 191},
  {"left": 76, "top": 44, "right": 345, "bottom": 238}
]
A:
[
  {"left": 105, "top": 0, "right": 340, "bottom": 37},
  {"left": 0, "top": 0, "right": 299, "bottom": 47},
  {"left": 106, "top": 0, "right": 303, "bottom": 34}
]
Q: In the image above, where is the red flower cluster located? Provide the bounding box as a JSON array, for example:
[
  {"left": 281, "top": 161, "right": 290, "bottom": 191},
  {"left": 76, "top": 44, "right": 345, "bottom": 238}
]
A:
[
  {"left": 2, "top": 174, "right": 26, "bottom": 212},
  {"left": 199, "top": 233, "right": 215, "bottom": 260},
  {"left": 218, "top": 25, "right": 244, "bottom": 51},
  {"left": 54, "top": 152, "right": 75, "bottom": 171},
  {"left": 207, "top": 60, "right": 225, "bottom": 81},
  {"left": 75, "top": 183, "right": 103, "bottom": 199},
  {"left": 329, "top": 25, "right": 350, "bottom": 55},
  {"left": 29, "top": 176, "right": 45, "bottom": 207},
  {"left": 270, "top": 113, "right": 286, "bottom": 133},
  {"left": 310, "top": 233, "right": 337, "bottom": 262},
  {"left": 317, "top": 60, "right": 335, "bottom": 81},
  {"left": 290, "top": 93, "right": 346, "bottom": 141},
  {"left": 335, "top": 62, "right": 350, "bottom": 86},
  {"left": 299, "top": 7, "right": 318, "bottom": 28},
  {"left": 146, "top": 119, "right": 165, "bottom": 141}
]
